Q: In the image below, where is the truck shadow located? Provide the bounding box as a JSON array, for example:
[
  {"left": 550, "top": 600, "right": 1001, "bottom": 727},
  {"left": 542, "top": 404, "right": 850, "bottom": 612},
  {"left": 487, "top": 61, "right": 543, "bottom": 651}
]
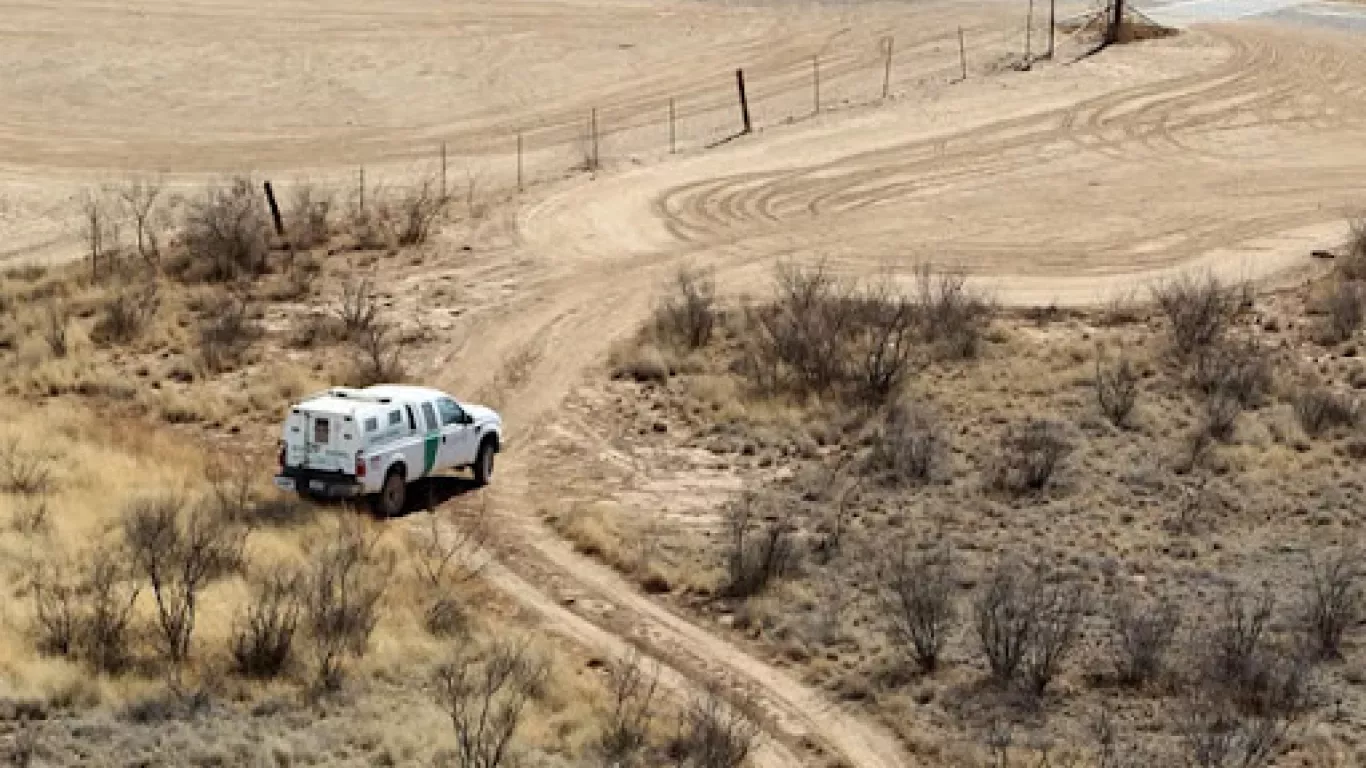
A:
[{"left": 399, "top": 475, "right": 481, "bottom": 517}]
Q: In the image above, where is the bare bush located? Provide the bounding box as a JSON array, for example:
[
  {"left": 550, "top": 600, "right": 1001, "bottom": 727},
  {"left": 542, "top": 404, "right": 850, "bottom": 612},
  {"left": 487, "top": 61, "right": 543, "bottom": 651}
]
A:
[
  {"left": 1300, "top": 549, "right": 1363, "bottom": 661},
  {"left": 287, "top": 183, "right": 334, "bottom": 250},
  {"left": 410, "top": 507, "right": 489, "bottom": 638},
  {"left": 1341, "top": 218, "right": 1366, "bottom": 281},
  {"left": 123, "top": 496, "right": 247, "bottom": 665},
  {"left": 231, "top": 565, "right": 304, "bottom": 678},
  {"left": 197, "top": 293, "right": 262, "bottom": 373},
  {"left": 0, "top": 439, "right": 54, "bottom": 496},
  {"left": 78, "top": 189, "right": 123, "bottom": 281},
  {"left": 350, "top": 323, "right": 405, "bottom": 387},
  {"left": 668, "top": 688, "right": 759, "bottom": 768},
  {"left": 595, "top": 649, "right": 661, "bottom": 768},
  {"left": 1195, "top": 587, "right": 1312, "bottom": 726},
  {"left": 914, "top": 263, "right": 993, "bottom": 359},
  {"left": 721, "top": 491, "right": 795, "bottom": 599},
  {"left": 877, "top": 539, "right": 956, "bottom": 673},
  {"left": 80, "top": 549, "right": 141, "bottom": 674},
  {"left": 1176, "top": 688, "right": 1296, "bottom": 768},
  {"left": 303, "top": 518, "right": 392, "bottom": 689},
  {"left": 975, "top": 558, "right": 1087, "bottom": 695},
  {"left": 43, "top": 301, "right": 69, "bottom": 358},
  {"left": 865, "top": 401, "right": 946, "bottom": 486},
  {"left": 1320, "top": 279, "right": 1364, "bottom": 344},
  {"left": 115, "top": 177, "right": 165, "bottom": 266},
  {"left": 432, "top": 639, "right": 548, "bottom": 768},
  {"left": 988, "top": 419, "right": 1071, "bottom": 495},
  {"left": 31, "top": 563, "right": 80, "bottom": 657},
  {"left": 91, "top": 280, "right": 159, "bottom": 345},
  {"left": 1096, "top": 351, "right": 1140, "bottom": 428},
  {"left": 1191, "top": 337, "right": 1272, "bottom": 409},
  {"left": 1206, "top": 588, "right": 1275, "bottom": 694},
  {"left": 654, "top": 266, "right": 718, "bottom": 350},
  {"left": 741, "top": 264, "right": 931, "bottom": 405},
  {"left": 336, "top": 278, "right": 379, "bottom": 339},
  {"left": 1109, "top": 589, "right": 1181, "bottom": 687},
  {"left": 1293, "top": 387, "right": 1358, "bottom": 438},
  {"left": 1201, "top": 393, "right": 1242, "bottom": 445},
  {"left": 394, "top": 177, "right": 450, "bottom": 246},
  {"left": 1152, "top": 273, "right": 1248, "bottom": 357},
  {"left": 181, "top": 178, "right": 271, "bottom": 282}
]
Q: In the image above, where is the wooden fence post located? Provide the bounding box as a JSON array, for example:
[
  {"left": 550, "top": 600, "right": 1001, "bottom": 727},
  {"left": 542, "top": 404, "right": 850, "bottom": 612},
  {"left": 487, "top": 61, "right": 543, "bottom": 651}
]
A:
[
  {"left": 1026, "top": 0, "right": 1034, "bottom": 61},
  {"left": 813, "top": 55, "right": 820, "bottom": 114},
  {"left": 263, "top": 181, "right": 286, "bottom": 238},
  {"left": 669, "top": 98, "right": 677, "bottom": 154},
  {"left": 735, "top": 69, "right": 752, "bottom": 134},
  {"left": 517, "top": 132, "right": 524, "bottom": 192},
  {"left": 441, "top": 142, "right": 447, "bottom": 196},
  {"left": 882, "top": 36, "right": 895, "bottom": 99},
  {"left": 591, "top": 108, "right": 600, "bottom": 171},
  {"left": 958, "top": 27, "right": 968, "bottom": 81},
  {"left": 359, "top": 167, "right": 365, "bottom": 211},
  {"left": 1047, "top": 0, "right": 1056, "bottom": 58}
]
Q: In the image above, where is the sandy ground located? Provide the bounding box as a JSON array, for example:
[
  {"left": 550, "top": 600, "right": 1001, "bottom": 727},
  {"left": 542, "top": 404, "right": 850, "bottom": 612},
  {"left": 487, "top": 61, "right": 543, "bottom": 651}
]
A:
[{"left": 7, "top": 1, "right": 1366, "bottom": 766}]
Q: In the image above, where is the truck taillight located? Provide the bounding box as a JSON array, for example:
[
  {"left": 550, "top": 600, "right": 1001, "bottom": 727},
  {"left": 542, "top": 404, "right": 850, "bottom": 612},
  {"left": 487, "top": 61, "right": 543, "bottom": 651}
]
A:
[
  {"left": 277, "top": 441, "right": 286, "bottom": 469},
  {"left": 355, "top": 451, "right": 367, "bottom": 478}
]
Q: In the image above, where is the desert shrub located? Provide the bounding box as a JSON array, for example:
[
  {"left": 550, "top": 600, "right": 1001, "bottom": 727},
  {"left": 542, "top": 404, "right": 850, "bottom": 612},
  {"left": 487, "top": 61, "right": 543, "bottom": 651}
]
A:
[
  {"left": 432, "top": 639, "right": 547, "bottom": 768},
  {"left": 303, "top": 519, "right": 392, "bottom": 689},
  {"left": 335, "top": 278, "right": 379, "bottom": 339},
  {"left": 1175, "top": 688, "right": 1298, "bottom": 768},
  {"left": 393, "top": 177, "right": 449, "bottom": 246},
  {"left": 595, "top": 649, "right": 661, "bottom": 768},
  {"left": 123, "top": 496, "right": 247, "bottom": 665},
  {"left": 231, "top": 566, "right": 304, "bottom": 678},
  {"left": 609, "top": 342, "right": 671, "bottom": 384},
  {"left": 287, "top": 183, "right": 334, "bottom": 250},
  {"left": 1109, "top": 589, "right": 1181, "bottom": 687},
  {"left": 115, "top": 177, "right": 165, "bottom": 266},
  {"left": 1191, "top": 337, "right": 1272, "bottom": 409},
  {"left": 914, "top": 263, "right": 993, "bottom": 359},
  {"left": 988, "top": 419, "right": 1071, "bottom": 495},
  {"left": 31, "top": 564, "right": 80, "bottom": 657},
  {"left": 877, "top": 540, "right": 956, "bottom": 673},
  {"left": 721, "top": 491, "right": 795, "bottom": 599},
  {"left": 1152, "top": 273, "right": 1248, "bottom": 357},
  {"left": 667, "top": 688, "right": 758, "bottom": 768},
  {"left": 197, "top": 293, "right": 262, "bottom": 372},
  {"left": 0, "top": 439, "right": 54, "bottom": 496},
  {"left": 91, "top": 281, "right": 159, "bottom": 345},
  {"left": 180, "top": 178, "right": 271, "bottom": 283},
  {"left": 36, "top": 550, "right": 142, "bottom": 674},
  {"left": 654, "top": 266, "right": 718, "bottom": 350},
  {"left": 1320, "top": 279, "right": 1364, "bottom": 344},
  {"left": 1293, "top": 387, "right": 1358, "bottom": 437},
  {"left": 349, "top": 323, "right": 405, "bottom": 387},
  {"left": 1095, "top": 351, "right": 1140, "bottom": 427},
  {"left": 1202, "top": 392, "right": 1242, "bottom": 445},
  {"left": 1341, "top": 218, "right": 1366, "bottom": 281},
  {"left": 975, "top": 558, "right": 1087, "bottom": 695},
  {"left": 43, "top": 301, "right": 69, "bottom": 358},
  {"left": 864, "top": 400, "right": 946, "bottom": 486},
  {"left": 1299, "top": 549, "right": 1363, "bottom": 661},
  {"left": 740, "top": 264, "right": 935, "bottom": 405}
]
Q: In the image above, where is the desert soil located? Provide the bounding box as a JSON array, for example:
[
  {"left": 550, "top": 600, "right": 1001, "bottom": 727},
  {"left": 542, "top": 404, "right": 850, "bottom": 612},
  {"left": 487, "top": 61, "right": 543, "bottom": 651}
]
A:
[{"left": 5, "top": 0, "right": 1366, "bottom": 766}]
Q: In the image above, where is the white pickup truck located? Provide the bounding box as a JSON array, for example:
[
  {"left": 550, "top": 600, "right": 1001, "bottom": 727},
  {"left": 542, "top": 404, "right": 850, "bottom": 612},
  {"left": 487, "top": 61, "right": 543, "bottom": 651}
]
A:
[{"left": 273, "top": 385, "right": 503, "bottom": 517}]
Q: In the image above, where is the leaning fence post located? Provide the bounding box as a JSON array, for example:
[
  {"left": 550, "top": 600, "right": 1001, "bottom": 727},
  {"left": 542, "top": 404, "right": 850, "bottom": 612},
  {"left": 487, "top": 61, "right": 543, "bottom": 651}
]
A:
[
  {"left": 359, "top": 167, "right": 365, "bottom": 211},
  {"left": 958, "top": 27, "right": 968, "bottom": 81},
  {"left": 735, "top": 69, "right": 752, "bottom": 134},
  {"left": 882, "top": 36, "right": 895, "bottom": 99},
  {"left": 263, "top": 181, "right": 286, "bottom": 238},
  {"left": 517, "top": 132, "right": 524, "bottom": 192},
  {"left": 440, "top": 142, "right": 448, "bottom": 196},
  {"left": 813, "top": 55, "right": 821, "bottom": 114},
  {"left": 591, "top": 108, "right": 600, "bottom": 172}
]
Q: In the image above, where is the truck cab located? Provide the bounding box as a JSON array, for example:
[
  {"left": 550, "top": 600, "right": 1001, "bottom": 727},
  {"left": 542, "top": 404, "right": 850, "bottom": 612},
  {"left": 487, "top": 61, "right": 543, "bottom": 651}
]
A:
[{"left": 274, "top": 385, "right": 503, "bottom": 517}]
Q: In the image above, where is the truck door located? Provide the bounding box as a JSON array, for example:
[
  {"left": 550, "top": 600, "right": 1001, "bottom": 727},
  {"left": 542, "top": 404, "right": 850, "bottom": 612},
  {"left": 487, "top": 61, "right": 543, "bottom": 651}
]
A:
[
  {"left": 437, "top": 397, "right": 478, "bottom": 469},
  {"left": 299, "top": 411, "right": 352, "bottom": 473}
]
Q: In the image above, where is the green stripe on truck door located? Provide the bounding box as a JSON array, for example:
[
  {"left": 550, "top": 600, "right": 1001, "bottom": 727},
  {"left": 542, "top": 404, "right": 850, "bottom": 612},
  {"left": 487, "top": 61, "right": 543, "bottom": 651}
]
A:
[{"left": 423, "top": 431, "right": 440, "bottom": 476}]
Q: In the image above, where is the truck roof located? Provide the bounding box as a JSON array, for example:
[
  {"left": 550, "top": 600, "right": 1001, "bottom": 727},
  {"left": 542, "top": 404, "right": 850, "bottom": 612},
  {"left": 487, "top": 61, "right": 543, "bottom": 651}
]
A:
[{"left": 292, "top": 385, "right": 450, "bottom": 417}]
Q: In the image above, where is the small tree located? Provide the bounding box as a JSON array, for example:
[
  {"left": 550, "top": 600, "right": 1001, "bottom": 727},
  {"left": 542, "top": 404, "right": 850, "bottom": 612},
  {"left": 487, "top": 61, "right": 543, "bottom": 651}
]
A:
[
  {"left": 303, "top": 518, "right": 392, "bottom": 689},
  {"left": 432, "top": 639, "right": 548, "bottom": 768},
  {"left": 975, "top": 557, "right": 1087, "bottom": 696},
  {"left": 81, "top": 548, "right": 141, "bottom": 674},
  {"left": 43, "top": 301, "right": 69, "bottom": 358},
  {"left": 877, "top": 539, "right": 956, "bottom": 673},
  {"left": 115, "top": 177, "right": 165, "bottom": 266},
  {"left": 721, "top": 491, "right": 795, "bottom": 599},
  {"left": 182, "top": 177, "right": 271, "bottom": 282},
  {"left": 668, "top": 688, "right": 758, "bottom": 768},
  {"left": 975, "top": 558, "right": 1034, "bottom": 685},
  {"left": 654, "top": 267, "right": 718, "bottom": 350}
]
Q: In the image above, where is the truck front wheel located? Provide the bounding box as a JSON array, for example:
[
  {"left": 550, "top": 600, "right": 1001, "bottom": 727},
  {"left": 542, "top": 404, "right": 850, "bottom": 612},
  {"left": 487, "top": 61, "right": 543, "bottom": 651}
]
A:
[
  {"left": 473, "top": 441, "right": 495, "bottom": 487},
  {"left": 373, "top": 469, "right": 406, "bottom": 518}
]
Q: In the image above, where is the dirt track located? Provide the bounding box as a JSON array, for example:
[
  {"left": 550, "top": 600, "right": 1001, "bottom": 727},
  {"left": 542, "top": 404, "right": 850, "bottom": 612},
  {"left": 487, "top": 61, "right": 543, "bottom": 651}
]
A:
[{"left": 8, "top": 1, "right": 1366, "bottom": 765}]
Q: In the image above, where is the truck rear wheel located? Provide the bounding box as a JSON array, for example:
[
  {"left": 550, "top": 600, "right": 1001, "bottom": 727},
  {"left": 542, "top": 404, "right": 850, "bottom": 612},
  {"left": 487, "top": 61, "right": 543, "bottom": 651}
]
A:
[
  {"left": 473, "top": 441, "right": 495, "bottom": 487},
  {"left": 373, "top": 469, "right": 406, "bottom": 518}
]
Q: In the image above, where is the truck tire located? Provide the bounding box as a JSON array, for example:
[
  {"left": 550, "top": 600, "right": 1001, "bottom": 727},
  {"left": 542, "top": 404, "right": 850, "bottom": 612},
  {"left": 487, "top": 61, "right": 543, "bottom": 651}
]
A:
[
  {"left": 473, "top": 440, "right": 495, "bottom": 487},
  {"left": 373, "top": 468, "right": 406, "bottom": 518}
]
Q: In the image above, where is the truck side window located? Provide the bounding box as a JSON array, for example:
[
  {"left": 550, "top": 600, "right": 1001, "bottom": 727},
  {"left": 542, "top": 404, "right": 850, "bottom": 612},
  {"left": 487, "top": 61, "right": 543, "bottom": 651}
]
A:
[
  {"left": 364, "top": 417, "right": 378, "bottom": 433},
  {"left": 388, "top": 410, "right": 402, "bottom": 426},
  {"left": 437, "top": 398, "right": 465, "bottom": 426},
  {"left": 313, "top": 418, "right": 330, "bottom": 444},
  {"left": 421, "top": 402, "right": 438, "bottom": 432},
  {"left": 405, "top": 405, "right": 417, "bottom": 432}
]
